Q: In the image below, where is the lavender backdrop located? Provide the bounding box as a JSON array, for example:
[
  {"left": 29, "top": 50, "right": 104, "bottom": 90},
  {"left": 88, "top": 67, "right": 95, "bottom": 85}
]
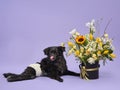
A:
[{"left": 0, "top": 0, "right": 120, "bottom": 90}]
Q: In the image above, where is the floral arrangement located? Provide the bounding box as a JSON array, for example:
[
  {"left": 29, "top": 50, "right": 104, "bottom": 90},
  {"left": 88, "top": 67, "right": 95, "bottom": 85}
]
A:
[{"left": 63, "top": 19, "right": 116, "bottom": 65}]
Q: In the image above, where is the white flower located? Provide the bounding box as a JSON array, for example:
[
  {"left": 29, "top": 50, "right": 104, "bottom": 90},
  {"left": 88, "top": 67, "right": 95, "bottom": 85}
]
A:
[
  {"left": 101, "top": 37, "right": 106, "bottom": 43},
  {"left": 91, "top": 26, "right": 96, "bottom": 32},
  {"left": 104, "top": 33, "right": 108, "bottom": 38},
  {"left": 98, "top": 45, "right": 103, "bottom": 50},
  {"left": 87, "top": 57, "right": 95, "bottom": 64},
  {"left": 69, "top": 28, "right": 80, "bottom": 38},
  {"left": 91, "top": 19, "right": 95, "bottom": 26},
  {"left": 61, "top": 43, "right": 65, "bottom": 47},
  {"left": 86, "top": 22, "right": 91, "bottom": 28},
  {"left": 85, "top": 19, "right": 95, "bottom": 28},
  {"left": 86, "top": 19, "right": 96, "bottom": 33},
  {"left": 75, "top": 32, "right": 80, "bottom": 36},
  {"left": 80, "top": 47, "right": 84, "bottom": 52},
  {"left": 102, "top": 35, "right": 111, "bottom": 44},
  {"left": 69, "top": 29, "right": 77, "bottom": 35}
]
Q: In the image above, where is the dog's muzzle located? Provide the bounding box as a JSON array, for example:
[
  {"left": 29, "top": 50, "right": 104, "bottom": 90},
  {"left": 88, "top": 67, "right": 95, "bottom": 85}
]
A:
[{"left": 50, "top": 55, "right": 56, "bottom": 61}]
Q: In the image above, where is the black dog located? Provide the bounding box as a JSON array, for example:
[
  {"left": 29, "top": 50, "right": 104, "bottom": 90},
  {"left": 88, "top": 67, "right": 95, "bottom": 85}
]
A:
[{"left": 3, "top": 46, "right": 79, "bottom": 82}]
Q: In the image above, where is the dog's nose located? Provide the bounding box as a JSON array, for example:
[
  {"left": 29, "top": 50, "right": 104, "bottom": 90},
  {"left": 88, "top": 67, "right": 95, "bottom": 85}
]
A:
[{"left": 50, "top": 56, "right": 55, "bottom": 61}]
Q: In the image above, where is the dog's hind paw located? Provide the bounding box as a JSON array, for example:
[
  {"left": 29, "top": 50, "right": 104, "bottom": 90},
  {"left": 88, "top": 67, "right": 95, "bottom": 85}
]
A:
[
  {"left": 7, "top": 77, "right": 14, "bottom": 82},
  {"left": 3, "top": 73, "right": 16, "bottom": 78},
  {"left": 7, "top": 75, "right": 18, "bottom": 82},
  {"left": 3, "top": 73, "right": 11, "bottom": 78}
]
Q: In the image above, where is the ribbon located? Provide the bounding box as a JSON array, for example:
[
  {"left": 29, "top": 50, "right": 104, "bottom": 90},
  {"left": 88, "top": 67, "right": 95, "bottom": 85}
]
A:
[{"left": 80, "top": 66, "right": 99, "bottom": 80}]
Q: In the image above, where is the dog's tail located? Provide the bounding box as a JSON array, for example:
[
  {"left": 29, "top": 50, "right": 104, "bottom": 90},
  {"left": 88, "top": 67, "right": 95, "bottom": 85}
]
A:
[{"left": 63, "top": 70, "right": 80, "bottom": 76}]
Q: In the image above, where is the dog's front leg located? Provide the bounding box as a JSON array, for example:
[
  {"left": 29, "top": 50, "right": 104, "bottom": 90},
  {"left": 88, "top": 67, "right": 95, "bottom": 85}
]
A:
[
  {"left": 55, "top": 75, "right": 63, "bottom": 82},
  {"left": 47, "top": 71, "right": 63, "bottom": 82}
]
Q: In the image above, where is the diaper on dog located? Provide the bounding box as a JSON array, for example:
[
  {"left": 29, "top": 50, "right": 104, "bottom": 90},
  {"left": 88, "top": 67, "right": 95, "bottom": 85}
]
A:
[{"left": 29, "top": 63, "right": 42, "bottom": 76}]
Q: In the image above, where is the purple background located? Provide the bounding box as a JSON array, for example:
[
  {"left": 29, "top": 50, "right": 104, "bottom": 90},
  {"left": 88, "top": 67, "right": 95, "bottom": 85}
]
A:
[{"left": 0, "top": 0, "right": 120, "bottom": 90}]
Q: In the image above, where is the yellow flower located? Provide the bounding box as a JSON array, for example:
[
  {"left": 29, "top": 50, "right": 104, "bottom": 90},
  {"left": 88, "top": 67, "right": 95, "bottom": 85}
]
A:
[
  {"left": 85, "top": 50, "right": 90, "bottom": 55},
  {"left": 103, "top": 50, "right": 109, "bottom": 54},
  {"left": 76, "top": 35, "right": 86, "bottom": 45},
  {"left": 74, "top": 50, "right": 80, "bottom": 56},
  {"left": 68, "top": 41, "right": 74, "bottom": 47},
  {"left": 92, "top": 54, "right": 97, "bottom": 59},
  {"left": 97, "top": 51, "right": 101, "bottom": 56},
  {"left": 89, "top": 33, "right": 93, "bottom": 40},
  {"left": 96, "top": 37, "right": 101, "bottom": 43},
  {"left": 99, "top": 42, "right": 103, "bottom": 47},
  {"left": 110, "top": 53, "right": 116, "bottom": 58},
  {"left": 92, "top": 54, "right": 96, "bottom": 58}
]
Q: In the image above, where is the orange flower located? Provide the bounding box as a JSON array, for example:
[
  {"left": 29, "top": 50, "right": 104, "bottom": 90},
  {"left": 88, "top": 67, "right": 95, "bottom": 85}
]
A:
[{"left": 76, "top": 35, "right": 86, "bottom": 45}]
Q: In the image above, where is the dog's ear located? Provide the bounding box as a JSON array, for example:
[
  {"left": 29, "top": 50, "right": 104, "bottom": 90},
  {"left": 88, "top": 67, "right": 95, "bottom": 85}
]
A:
[
  {"left": 58, "top": 46, "right": 65, "bottom": 52},
  {"left": 43, "top": 47, "right": 50, "bottom": 55}
]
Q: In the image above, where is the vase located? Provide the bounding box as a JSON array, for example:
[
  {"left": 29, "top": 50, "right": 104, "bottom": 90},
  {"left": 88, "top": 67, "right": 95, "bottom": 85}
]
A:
[{"left": 79, "top": 61, "right": 100, "bottom": 80}]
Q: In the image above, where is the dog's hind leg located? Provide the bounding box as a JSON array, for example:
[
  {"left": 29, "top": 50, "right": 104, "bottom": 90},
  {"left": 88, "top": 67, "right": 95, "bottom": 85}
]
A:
[
  {"left": 4, "top": 67, "right": 36, "bottom": 82},
  {"left": 7, "top": 74, "right": 36, "bottom": 82}
]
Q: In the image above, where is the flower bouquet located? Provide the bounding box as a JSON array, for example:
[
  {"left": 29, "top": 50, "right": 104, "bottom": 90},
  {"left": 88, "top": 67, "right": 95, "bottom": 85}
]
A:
[{"left": 63, "top": 19, "right": 116, "bottom": 80}]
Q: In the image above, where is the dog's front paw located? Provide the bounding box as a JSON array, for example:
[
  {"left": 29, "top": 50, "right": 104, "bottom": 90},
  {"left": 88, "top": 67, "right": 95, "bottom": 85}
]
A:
[
  {"left": 56, "top": 77, "right": 63, "bottom": 82},
  {"left": 58, "top": 78, "right": 63, "bottom": 82}
]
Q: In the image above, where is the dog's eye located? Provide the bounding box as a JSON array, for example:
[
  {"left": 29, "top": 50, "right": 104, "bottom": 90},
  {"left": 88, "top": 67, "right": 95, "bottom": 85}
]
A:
[{"left": 50, "top": 51, "right": 56, "bottom": 53}]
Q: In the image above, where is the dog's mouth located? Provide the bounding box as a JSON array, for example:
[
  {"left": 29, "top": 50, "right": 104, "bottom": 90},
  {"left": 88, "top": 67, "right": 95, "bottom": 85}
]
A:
[{"left": 50, "top": 55, "right": 56, "bottom": 61}]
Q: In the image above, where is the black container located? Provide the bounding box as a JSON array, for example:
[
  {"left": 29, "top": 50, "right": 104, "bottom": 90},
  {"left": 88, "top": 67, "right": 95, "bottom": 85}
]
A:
[{"left": 80, "top": 61, "right": 100, "bottom": 80}]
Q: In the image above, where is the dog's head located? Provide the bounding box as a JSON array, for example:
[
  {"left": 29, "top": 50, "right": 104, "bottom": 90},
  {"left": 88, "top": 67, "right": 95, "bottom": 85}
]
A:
[{"left": 43, "top": 46, "right": 65, "bottom": 61}]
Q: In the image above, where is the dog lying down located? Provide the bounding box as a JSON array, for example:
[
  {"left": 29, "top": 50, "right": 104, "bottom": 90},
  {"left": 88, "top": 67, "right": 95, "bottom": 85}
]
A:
[{"left": 3, "top": 46, "right": 79, "bottom": 82}]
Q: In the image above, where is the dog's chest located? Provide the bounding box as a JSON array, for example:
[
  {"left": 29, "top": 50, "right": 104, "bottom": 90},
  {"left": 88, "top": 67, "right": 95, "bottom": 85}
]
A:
[{"left": 55, "top": 59, "right": 67, "bottom": 71}]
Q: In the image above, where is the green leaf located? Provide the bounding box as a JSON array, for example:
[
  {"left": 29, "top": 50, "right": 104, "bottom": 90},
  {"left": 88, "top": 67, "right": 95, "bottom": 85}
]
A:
[{"left": 108, "top": 49, "right": 113, "bottom": 54}]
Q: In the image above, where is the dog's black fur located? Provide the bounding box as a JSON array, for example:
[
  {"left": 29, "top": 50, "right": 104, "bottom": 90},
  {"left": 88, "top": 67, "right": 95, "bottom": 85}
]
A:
[{"left": 3, "top": 46, "right": 79, "bottom": 82}]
